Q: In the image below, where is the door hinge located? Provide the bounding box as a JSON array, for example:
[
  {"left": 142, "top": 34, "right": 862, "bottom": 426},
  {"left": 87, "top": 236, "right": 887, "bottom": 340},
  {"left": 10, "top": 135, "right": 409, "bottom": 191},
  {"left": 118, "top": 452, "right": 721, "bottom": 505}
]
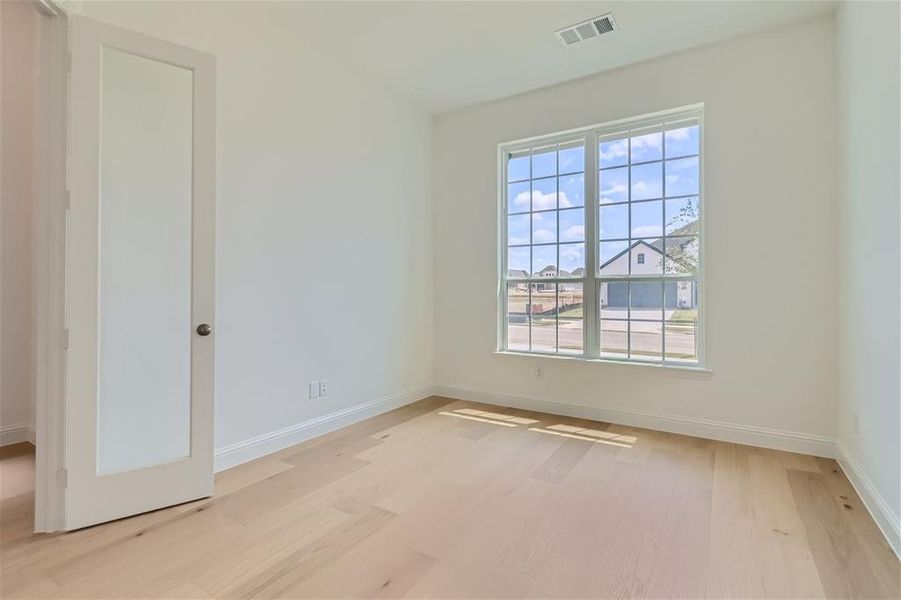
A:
[
  {"left": 56, "top": 468, "right": 68, "bottom": 488},
  {"left": 62, "top": 329, "right": 69, "bottom": 349},
  {"left": 64, "top": 190, "right": 71, "bottom": 210}
]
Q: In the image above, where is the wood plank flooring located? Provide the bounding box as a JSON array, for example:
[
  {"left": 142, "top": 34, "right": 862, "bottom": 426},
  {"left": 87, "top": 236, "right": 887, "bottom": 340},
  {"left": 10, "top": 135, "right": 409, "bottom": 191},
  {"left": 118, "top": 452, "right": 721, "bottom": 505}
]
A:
[{"left": 1, "top": 397, "right": 898, "bottom": 598}]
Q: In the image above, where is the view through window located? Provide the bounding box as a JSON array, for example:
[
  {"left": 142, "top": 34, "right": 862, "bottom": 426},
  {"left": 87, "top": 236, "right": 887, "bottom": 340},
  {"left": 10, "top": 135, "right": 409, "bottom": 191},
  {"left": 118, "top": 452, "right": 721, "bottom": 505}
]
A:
[{"left": 501, "top": 106, "right": 703, "bottom": 365}]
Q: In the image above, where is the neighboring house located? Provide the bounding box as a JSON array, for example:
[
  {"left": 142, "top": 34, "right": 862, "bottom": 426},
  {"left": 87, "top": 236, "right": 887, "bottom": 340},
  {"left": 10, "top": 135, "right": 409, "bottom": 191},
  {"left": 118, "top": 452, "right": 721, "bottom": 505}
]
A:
[
  {"left": 507, "top": 269, "right": 529, "bottom": 291},
  {"left": 535, "top": 265, "right": 570, "bottom": 290},
  {"left": 599, "top": 237, "right": 698, "bottom": 309}
]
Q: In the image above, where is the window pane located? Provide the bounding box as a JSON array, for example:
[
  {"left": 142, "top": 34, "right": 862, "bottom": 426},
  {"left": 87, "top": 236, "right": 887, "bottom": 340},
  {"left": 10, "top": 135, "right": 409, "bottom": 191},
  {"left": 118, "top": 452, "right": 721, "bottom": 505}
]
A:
[
  {"left": 631, "top": 130, "right": 662, "bottom": 163},
  {"left": 508, "top": 150, "right": 530, "bottom": 182},
  {"left": 559, "top": 173, "right": 584, "bottom": 208},
  {"left": 665, "top": 279, "right": 699, "bottom": 362},
  {"left": 506, "top": 283, "right": 530, "bottom": 351},
  {"left": 666, "top": 279, "right": 699, "bottom": 315},
  {"left": 599, "top": 204, "right": 628, "bottom": 240},
  {"left": 599, "top": 166, "right": 628, "bottom": 203},
  {"left": 508, "top": 181, "right": 531, "bottom": 214},
  {"left": 665, "top": 196, "right": 699, "bottom": 235},
  {"left": 599, "top": 241, "right": 629, "bottom": 275},
  {"left": 632, "top": 241, "right": 663, "bottom": 274},
  {"left": 630, "top": 280, "right": 663, "bottom": 321},
  {"left": 558, "top": 282, "right": 583, "bottom": 354},
  {"left": 664, "top": 124, "right": 699, "bottom": 159},
  {"left": 558, "top": 141, "right": 584, "bottom": 175},
  {"left": 630, "top": 321, "right": 663, "bottom": 361},
  {"left": 665, "top": 322, "right": 698, "bottom": 363},
  {"left": 559, "top": 243, "right": 585, "bottom": 275},
  {"left": 665, "top": 156, "right": 699, "bottom": 197},
  {"left": 631, "top": 162, "right": 662, "bottom": 201},
  {"left": 630, "top": 200, "right": 663, "bottom": 238},
  {"left": 508, "top": 214, "right": 530, "bottom": 246},
  {"left": 532, "top": 211, "right": 556, "bottom": 244},
  {"left": 531, "top": 177, "right": 557, "bottom": 211},
  {"left": 664, "top": 236, "right": 699, "bottom": 274},
  {"left": 530, "top": 283, "right": 556, "bottom": 352},
  {"left": 600, "top": 282, "right": 628, "bottom": 319},
  {"left": 508, "top": 246, "right": 530, "bottom": 276},
  {"left": 599, "top": 137, "right": 628, "bottom": 169},
  {"left": 532, "top": 145, "right": 556, "bottom": 179},
  {"left": 532, "top": 244, "right": 556, "bottom": 276},
  {"left": 559, "top": 208, "right": 584, "bottom": 242},
  {"left": 600, "top": 319, "right": 628, "bottom": 359}
]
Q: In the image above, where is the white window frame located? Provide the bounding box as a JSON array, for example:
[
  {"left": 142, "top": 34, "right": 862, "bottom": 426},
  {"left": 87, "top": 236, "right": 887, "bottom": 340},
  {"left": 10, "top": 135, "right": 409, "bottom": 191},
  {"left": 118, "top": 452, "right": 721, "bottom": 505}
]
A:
[{"left": 496, "top": 104, "right": 706, "bottom": 368}]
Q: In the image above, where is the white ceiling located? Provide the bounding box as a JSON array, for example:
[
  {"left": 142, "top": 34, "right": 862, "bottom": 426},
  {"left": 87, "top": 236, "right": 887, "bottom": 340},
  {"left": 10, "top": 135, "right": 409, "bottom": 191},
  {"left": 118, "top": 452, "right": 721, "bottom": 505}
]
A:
[{"left": 283, "top": 1, "right": 836, "bottom": 114}]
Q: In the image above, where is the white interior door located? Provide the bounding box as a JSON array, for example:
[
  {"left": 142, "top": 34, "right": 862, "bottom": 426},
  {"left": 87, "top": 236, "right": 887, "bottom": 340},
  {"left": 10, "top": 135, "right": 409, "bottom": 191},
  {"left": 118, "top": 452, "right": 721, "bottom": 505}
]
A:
[{"left": 64, "top": 16, "right": 216, "bottom": 530}]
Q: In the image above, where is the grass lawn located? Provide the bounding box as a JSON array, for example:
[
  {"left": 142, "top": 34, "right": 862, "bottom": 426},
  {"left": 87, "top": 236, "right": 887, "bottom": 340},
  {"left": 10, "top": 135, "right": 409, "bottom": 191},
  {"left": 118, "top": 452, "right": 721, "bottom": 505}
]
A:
[{"left": 669, "top": 309, "right": 698, "bottom": 322}]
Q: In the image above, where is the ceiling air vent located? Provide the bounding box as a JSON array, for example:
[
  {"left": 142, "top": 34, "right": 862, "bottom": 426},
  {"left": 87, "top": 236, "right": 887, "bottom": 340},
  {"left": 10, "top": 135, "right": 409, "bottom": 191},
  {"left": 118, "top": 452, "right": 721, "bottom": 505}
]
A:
[{"left": 555, "top": 13, "right": 617, "bottom": 46}]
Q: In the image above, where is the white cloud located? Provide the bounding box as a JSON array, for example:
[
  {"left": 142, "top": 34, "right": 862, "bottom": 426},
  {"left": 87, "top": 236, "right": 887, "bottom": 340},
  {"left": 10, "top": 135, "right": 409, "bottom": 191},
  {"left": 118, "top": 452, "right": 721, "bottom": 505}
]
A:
[
  {"left": 665, "top": 127, "right": 690, "bottom": 141},
  {"left": 560, "top": 244, "right": 584, "bottom": 261},
  {"left": 515, "top": 190, "right": 572, "bottom": 211},
  {"left": 513, "top": 191, "right": 531, "bottom": 209},
  {"left": 531, "top": 191, "right": 556, "bottom": 211},
  {"left": 533, "top": 228, "right": 556, "bottom": 243},
  {"left": 631, "top": 133, "right": 662, "bottom": 152},
  {"left": 599, "top": 140, "right": 627, "bottom": 163},
  {"left": 632, "top": 181, "right": 662, "bottom": 196},
  {"left": 600, "top": 184, "right": 627, "bottom": 202},
  {"left": 631, "top": 225, "right": 662, "bottom": 238},
  {"left": 564, "top": 225, "right": 584, "bottom": 240}
]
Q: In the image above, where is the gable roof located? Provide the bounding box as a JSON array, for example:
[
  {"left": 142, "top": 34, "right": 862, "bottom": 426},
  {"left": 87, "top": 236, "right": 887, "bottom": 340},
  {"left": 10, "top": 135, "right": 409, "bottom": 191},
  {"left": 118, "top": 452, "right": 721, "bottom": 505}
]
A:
[{"left": 599, "top": 237, "right": 696, "bottom": 272}]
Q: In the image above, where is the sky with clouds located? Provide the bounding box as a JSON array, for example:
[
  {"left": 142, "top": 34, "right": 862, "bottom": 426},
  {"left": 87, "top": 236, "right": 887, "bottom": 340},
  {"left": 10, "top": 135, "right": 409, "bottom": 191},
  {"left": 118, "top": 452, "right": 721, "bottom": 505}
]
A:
[{"left": 508, "top": 125, "right": 700, "bottom": 275}]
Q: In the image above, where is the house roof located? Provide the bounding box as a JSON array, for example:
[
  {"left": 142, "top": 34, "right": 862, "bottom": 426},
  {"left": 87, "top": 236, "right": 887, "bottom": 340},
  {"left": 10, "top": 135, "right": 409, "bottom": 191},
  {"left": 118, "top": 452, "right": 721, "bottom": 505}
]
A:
[
  {"left": 537, "top": 265, "right": 572, "bottom": 277},
  {"left": 600, "top": 237, "right": 696, "bottom": 272}
]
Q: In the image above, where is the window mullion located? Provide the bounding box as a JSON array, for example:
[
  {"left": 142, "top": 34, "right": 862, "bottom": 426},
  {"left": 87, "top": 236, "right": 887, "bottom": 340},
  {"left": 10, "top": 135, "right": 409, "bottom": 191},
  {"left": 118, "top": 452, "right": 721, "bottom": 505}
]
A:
[{"left": 584, "top": 132, "right": 599, "bottom": 358}]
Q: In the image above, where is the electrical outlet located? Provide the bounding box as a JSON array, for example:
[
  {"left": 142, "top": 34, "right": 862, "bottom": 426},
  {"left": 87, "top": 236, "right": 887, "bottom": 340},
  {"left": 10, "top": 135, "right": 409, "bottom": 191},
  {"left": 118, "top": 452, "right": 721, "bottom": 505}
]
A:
[
  {"left": 309, "top": 382, "right": 320, "bottom": 399},
  {"left": 535, "top": 366, "right": 544, "bottom": 380},
  {"left": 319, "top": 380, "right": 329, "bottom": 397}
]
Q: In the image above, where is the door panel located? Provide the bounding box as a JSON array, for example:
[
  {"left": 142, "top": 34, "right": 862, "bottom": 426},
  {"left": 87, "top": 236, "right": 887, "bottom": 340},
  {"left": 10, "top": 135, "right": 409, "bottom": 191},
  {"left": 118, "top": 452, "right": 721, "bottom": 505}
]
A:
[
  {"left": 97, "top": 48, "right": 194, "bottom": 476},
  {"left": 65, "top": 16, "right": 215, "bottom": 529}
]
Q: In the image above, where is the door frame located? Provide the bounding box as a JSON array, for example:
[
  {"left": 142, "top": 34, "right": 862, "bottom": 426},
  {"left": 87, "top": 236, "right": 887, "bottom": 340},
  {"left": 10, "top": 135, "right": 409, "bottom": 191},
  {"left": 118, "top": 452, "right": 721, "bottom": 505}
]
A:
[{"left": 32, "top": 0, "right": 70, "bottom": 533}]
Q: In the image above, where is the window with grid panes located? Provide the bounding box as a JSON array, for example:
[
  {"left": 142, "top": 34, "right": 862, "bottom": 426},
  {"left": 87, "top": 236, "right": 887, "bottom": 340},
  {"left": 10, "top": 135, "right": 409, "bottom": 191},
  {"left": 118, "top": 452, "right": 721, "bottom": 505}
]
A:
[{"left": 500, "top": 106, "right": 703, "bottom": 366}]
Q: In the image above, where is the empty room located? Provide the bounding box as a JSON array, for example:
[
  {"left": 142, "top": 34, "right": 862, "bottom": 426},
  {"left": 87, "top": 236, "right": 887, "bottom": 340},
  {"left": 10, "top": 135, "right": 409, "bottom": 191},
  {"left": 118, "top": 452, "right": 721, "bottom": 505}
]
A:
[{"left": 1, "top": 0, "right": 899, "bottom": 598}]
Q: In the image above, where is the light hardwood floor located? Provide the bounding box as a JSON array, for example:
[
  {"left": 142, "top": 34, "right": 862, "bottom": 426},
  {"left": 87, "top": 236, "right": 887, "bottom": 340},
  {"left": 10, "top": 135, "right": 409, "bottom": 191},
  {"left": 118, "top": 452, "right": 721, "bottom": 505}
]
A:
[{"left": 1, "top": 397, "right": 898, "bottom": 599}]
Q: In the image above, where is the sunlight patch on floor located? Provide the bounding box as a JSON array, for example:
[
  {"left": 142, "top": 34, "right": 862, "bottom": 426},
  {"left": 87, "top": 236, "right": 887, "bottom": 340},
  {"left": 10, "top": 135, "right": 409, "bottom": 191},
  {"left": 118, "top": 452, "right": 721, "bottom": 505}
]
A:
[{"left": 528, "top": 427, "right": 634, "bottom": 448}]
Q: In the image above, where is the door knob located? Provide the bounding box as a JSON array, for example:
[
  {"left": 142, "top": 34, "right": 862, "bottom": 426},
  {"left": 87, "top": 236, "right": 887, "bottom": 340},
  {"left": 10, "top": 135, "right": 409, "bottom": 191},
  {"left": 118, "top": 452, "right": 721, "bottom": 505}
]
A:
[{"left": 196, "top": 323, "right": 212, "bottom": 336}]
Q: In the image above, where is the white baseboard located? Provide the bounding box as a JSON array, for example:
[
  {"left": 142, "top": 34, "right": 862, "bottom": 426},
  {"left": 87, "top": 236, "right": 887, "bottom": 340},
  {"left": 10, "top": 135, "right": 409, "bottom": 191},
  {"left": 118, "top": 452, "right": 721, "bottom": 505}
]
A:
[
  {"left": 432, "top": 384, "right": 837, "bottom": 458},
  {"left": 213, "top": 385, "right": 434, "bottom": 472},
  {"left": 836, "top": 443, "right": 901, "bottom": 559},
  {"left": 0, "top": 424, "right": 35, "bottom": 447}
]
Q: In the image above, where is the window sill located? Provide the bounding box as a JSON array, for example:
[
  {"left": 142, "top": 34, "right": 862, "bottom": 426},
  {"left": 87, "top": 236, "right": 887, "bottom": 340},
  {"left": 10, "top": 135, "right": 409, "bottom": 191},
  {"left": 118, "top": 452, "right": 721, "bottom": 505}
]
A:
[{"left": 494, "top": 350, "right": 713, "bottom": 377}]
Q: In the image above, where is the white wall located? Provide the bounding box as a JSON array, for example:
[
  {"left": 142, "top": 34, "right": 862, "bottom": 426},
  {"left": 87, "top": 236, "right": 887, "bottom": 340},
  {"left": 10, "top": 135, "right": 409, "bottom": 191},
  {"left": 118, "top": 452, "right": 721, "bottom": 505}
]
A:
[
  {"left": 835, "top": 0, "right": 900, "bottom": 552},
  {"left": 0, "top": 0, "right": 41, "bottom": 444},
  {"left": 433, "top": 16, "right": 838, "bottom": 442},
  {"left": 77, "top": 1, "right": 434, "bottom": 456}
]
